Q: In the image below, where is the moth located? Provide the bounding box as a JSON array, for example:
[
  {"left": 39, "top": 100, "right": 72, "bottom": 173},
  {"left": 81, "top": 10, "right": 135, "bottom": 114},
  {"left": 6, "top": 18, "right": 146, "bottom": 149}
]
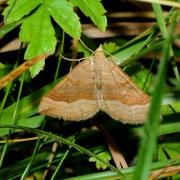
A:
[{"left": 39, "top": 46, "right": 149, "bottom": 124}]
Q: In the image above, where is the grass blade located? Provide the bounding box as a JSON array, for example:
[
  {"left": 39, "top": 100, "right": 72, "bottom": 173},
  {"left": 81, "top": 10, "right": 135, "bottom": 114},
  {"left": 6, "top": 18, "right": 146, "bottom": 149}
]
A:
[{"left": 132, "top": 13, "right": 176, "bottom": 180}]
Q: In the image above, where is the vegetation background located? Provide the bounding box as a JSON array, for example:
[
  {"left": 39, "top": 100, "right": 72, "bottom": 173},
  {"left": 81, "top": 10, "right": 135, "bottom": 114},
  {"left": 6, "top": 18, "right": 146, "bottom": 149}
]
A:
[{"left": 0, "top": 0, "right": 180, "bottom": 179}]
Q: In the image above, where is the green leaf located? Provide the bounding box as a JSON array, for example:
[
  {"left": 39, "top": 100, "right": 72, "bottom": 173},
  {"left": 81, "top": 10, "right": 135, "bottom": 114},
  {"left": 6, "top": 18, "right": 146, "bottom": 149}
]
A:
[
  {"left": 102, "top": 42, "right": 120, "bottom": 54},
  {"left": 0, "top": 20, "right": 22, "bottom": 39},
  {"left": 3, "top": 0, "right": 42, "bottom": 24},
  {"left": 71, "top": 0, "right": 107, "bottom": 32},
  {"left": 19, "top": 5, "right": 56, "bottom": 77},
  {"left": 45, "top": 0, "right": 81, "bottom": 38},
  {"left": 89, "top": 151, "right": 111, "bottom": 170},
  {"left": 29, "top": 61, "right": 45, "bottom": 78}
]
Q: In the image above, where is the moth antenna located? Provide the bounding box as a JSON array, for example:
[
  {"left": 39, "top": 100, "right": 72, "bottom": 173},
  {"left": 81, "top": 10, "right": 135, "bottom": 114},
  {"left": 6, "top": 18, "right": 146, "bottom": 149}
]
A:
[
  {"left": 60, "top": 55, "right": 89, "bottom": 62},
  {"left": 102, "top": 48, "right": 121, "bottom": 64},
  {"left": 79, "top": 39, "right": 94, "bottom": 53}
]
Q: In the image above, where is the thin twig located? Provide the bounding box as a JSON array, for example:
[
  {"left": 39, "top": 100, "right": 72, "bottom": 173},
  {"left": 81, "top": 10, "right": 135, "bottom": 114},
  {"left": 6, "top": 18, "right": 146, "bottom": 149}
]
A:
[{"left": 0, "top": 53, "right": 49, "bottom": 90}]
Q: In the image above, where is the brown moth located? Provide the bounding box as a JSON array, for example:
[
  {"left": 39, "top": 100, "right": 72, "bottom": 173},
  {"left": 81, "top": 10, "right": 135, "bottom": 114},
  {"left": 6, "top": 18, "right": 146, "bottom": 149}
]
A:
[{"left": 39, "top": 46, "right": 150, "bottom": 124}]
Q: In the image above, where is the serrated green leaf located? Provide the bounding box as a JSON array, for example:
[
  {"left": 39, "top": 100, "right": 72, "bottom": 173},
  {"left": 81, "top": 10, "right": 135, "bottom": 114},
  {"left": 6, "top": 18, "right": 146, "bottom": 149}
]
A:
[
  {"left": 29, "top": 61, "right": 45, "bottom": 78},
  {"left": 71, "top": 0, "right": 107, "bottom": 32},
  {"left": 19, "top": 6, "right": 56, "bottom": 57},
  {"left": 19, "top": 5, "right": 56, "bottom": 77},
  {"left": 102, "top": 42, "right": 120, "bottom": 54},
  {"left": 3, "top": 0, "right": 42, "bottom": 24},
  {"left": 89, "top": 151, "right": 111, "bottom": 170},
  {"left": 45, "top": 0, "right": 81, "bottom": 38}
]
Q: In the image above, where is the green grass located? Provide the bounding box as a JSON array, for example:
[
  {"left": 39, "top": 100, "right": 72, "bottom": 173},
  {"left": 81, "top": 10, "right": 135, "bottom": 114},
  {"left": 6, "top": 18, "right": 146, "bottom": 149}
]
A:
[{"left": 0, "top": 0, "right": 180, "bottom": 179}]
